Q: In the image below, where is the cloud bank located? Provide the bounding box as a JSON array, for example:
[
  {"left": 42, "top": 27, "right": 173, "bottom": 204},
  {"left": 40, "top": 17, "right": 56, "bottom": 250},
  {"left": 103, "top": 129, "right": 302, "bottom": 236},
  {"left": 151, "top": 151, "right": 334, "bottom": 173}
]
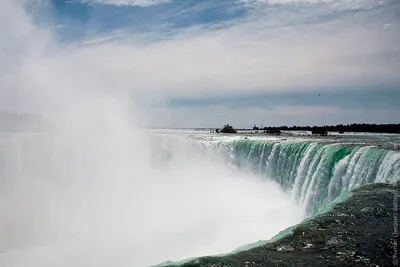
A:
[
  {"left": 80, "top": 0, "right": 170, "bottom": 7},
  {"left": 1, "top": 0, "right": 399, "bottom": 126}
]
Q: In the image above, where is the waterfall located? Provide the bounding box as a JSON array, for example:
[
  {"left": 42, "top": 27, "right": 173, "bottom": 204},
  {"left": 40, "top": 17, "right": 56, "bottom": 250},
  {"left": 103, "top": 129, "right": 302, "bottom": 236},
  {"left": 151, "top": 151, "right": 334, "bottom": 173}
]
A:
[
  {"left": 2, "top": 133, "right": 400, "bottom": 218},
  {"left": 204, "top": 139, "right": 400, "bottom": 215}
]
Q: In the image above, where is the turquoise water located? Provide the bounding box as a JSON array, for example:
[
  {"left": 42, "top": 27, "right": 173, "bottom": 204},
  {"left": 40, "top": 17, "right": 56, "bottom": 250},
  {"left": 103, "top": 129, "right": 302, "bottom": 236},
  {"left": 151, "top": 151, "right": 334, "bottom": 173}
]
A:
[{"left": 194, "top": 136, "right": 400, "bottom": 215}]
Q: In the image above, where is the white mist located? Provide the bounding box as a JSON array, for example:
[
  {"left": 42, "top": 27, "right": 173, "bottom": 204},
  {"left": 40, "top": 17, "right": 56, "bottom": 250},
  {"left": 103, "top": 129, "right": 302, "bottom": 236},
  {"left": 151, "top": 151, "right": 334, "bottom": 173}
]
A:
[
  {"left": 0, "top": 1, "right": 304, "bottom": 266},
  {"left": 0, "top": 128, "right": 304, "bottom": 266}
]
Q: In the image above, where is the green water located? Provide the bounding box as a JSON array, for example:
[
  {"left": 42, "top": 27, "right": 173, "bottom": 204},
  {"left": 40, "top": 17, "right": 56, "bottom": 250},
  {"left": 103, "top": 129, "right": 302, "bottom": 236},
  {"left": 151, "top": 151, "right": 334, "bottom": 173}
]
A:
[{"left": 204, "top": 139, "right": 400, "bottom": 215}]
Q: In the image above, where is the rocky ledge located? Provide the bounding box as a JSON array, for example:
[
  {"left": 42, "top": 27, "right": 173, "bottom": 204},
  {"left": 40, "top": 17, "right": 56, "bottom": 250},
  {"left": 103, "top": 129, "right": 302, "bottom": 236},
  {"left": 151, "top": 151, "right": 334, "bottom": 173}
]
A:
[{"left": 159, "top": 182, "right": 399, "bottom": 267}]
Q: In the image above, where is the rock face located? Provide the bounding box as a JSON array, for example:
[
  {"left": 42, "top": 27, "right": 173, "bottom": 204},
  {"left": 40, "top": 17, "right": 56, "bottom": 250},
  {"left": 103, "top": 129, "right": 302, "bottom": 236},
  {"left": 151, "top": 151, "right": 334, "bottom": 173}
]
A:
[{"left": 159, "top": 182, "right": 399, "bottom": 267}]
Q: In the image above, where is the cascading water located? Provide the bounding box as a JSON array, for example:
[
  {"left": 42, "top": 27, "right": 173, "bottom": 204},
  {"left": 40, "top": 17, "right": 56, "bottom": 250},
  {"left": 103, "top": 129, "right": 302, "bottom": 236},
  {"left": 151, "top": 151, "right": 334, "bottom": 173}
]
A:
[{"left": 199, "top": 138, "right": 400, "bottom": 215}]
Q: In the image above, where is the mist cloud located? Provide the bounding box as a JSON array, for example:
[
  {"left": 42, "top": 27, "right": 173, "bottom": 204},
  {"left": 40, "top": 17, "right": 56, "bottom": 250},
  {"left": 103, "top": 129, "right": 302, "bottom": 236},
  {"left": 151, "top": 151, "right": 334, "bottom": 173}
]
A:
[{"left": 0, "top": 1, "right": 306, "bottom": 266}]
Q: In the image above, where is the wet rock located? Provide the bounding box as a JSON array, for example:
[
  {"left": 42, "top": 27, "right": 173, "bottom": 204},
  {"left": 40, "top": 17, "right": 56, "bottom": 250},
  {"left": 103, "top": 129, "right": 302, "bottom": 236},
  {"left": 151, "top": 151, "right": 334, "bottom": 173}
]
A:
[
  {"left": 326, "top": 237, "right": 345, "bottom": 246},
  {"left": 302, "top": 244, "right": 314, "bottom": 250},
  {"left": 276, "top": 245, "right": 294, "bottom": 252}
]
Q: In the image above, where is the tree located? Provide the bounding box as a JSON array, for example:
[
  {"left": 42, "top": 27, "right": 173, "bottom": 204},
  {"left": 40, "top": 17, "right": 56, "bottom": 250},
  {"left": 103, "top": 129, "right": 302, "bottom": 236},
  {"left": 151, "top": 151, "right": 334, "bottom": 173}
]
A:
[
  {"left": 265, "top": 128, "right": 281, "bottom": 135},
  {"left": 312, "top": 127, "right": 328, "bottom": 136},
  {"left": 220, "top": 124, "right": 237, "bottom": 133}
]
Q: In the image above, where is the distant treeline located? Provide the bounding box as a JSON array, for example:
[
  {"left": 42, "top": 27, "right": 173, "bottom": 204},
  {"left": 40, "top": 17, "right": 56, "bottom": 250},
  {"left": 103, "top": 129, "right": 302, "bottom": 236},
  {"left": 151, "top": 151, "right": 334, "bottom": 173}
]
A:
[{"left": 253, "top": 123, "right": 400, "bottom": 134}]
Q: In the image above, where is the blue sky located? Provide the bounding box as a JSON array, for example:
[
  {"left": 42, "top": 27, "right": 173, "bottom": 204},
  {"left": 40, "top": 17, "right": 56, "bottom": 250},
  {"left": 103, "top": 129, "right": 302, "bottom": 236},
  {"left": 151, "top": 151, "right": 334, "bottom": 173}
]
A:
[{"left": 1, "top": 0, "right": 400, "bottom": 127}]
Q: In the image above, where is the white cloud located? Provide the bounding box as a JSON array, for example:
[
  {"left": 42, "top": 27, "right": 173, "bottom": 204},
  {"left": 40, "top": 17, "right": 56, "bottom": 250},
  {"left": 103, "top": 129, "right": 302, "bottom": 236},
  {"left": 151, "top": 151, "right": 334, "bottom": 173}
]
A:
[
  {"left": 238, "top": 0, "right": 387, "bottom": 10},
  {"left": 47, "top": 22, "right": 400, "bottom": 98},
  {"left": 80, "top": 0, "right": 170, "bottom": 7},
  {"left": 0, "top": 0, "right": 399, "bottom": 118}
]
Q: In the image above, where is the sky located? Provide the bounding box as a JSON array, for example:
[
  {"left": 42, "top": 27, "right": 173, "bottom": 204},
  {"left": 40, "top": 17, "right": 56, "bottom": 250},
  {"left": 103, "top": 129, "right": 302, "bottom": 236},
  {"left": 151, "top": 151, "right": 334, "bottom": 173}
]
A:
[{"left": 1, "top": 0, "right": 400, "bottom": 128}]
